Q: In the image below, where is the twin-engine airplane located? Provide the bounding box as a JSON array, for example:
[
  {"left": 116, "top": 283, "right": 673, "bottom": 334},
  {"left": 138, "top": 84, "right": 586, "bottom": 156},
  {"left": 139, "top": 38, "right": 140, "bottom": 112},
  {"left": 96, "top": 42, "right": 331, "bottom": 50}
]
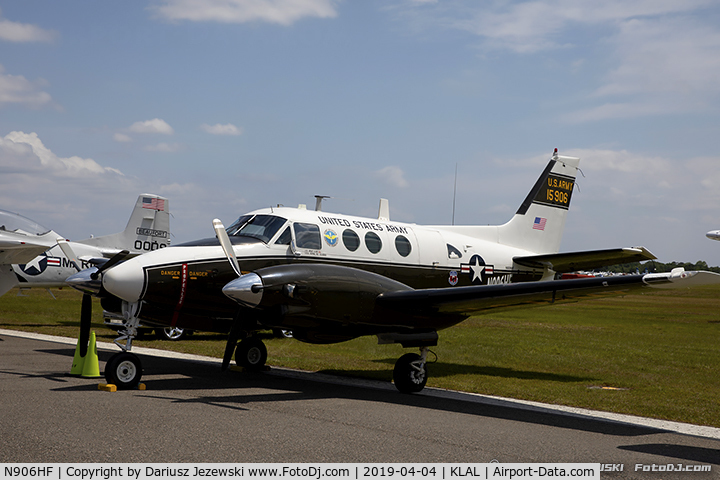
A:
[
  {"left": 67, "top": 151, "right": 720, "bottom": 392},
  {"left": 0, "top": 194, "right": 170, "bottom": 298}
]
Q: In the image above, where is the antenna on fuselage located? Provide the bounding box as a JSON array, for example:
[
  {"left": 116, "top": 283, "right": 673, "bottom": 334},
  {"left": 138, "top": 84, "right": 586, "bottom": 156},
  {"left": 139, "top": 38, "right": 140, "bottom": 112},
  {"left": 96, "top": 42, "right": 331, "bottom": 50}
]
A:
[
  {"left": 452, "top": 163, "right": 458, "bottom": 225},
  {"left": 314, "top": 195, "right": 331, "bottom": 212}
]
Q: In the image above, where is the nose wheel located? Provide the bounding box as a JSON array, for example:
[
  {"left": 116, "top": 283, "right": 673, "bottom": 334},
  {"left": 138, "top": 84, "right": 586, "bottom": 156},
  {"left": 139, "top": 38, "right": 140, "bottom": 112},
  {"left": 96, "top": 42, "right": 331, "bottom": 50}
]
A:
[{"left": 105, "top": 352, "right": 143, "bottom": 389}]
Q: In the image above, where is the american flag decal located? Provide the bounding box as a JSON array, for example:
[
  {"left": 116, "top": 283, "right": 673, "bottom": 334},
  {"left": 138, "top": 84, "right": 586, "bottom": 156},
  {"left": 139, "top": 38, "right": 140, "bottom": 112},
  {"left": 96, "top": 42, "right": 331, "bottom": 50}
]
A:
[
  {"left": 143, "top": 197, "right": 165, "bottom": 211},
  {"left": 46, "top": 257, "right": 61, "bottom": 267},
  {"left": 533, "top": 217, "right": 547, "bottom": 231}
]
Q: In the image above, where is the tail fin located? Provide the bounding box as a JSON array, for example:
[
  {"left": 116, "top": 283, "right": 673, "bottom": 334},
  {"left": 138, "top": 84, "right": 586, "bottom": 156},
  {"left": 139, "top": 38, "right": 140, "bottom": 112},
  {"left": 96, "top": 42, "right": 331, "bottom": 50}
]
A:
[
  {"left": 496, "top": 152, "right": 580, "bottom": 254},
  {"left": 78, "top": 194, "right": 170, "bottom": 256}
]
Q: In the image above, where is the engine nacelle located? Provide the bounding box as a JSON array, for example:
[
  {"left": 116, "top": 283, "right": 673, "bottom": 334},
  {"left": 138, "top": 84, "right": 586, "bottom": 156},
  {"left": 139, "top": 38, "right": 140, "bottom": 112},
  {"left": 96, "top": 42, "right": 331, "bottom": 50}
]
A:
[{"left": 222, "top": 263, "right": 413, "bottom": 326}]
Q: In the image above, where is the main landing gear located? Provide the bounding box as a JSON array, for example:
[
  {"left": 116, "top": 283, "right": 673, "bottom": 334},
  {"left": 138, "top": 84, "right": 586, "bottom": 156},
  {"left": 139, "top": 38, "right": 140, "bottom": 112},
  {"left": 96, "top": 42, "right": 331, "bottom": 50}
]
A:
[
  {"left": 393, "top": 347, "right": 430, "bottom": 394},
  {"left": 234, "top": 336, "right": 268, "bottom": 371}
]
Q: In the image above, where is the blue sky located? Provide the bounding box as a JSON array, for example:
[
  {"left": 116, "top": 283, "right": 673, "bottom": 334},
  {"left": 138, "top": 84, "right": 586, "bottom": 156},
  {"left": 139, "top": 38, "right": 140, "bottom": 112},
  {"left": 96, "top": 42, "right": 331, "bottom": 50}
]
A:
[{"left": 2, "top": 0, "right": 720, "bottom": 266}]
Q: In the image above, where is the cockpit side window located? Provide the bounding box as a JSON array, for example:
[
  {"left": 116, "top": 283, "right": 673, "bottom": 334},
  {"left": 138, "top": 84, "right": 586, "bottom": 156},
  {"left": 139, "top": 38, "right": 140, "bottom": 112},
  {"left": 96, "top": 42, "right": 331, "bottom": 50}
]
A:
[
  {"left": 447, "top": 244, "right": 462, "bottom": 259},
  {"left": 275, "top": 227, "right": 291, "bottom": 245},
  {"left": 293, "top": 223, "right": 321, "bottom": 249},
  {"left": 227, "top": 215, "right": 287, "bottom": 243}
]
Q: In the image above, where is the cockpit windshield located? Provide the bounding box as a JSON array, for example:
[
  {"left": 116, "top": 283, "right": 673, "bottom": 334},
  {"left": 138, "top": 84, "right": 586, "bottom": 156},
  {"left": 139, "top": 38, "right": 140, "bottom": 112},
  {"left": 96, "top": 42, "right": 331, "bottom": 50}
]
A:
[
  {"left": 0, "top": 209, "right": 52, "bottom": 236},
  {"left": 225, "top": 214, "right": 287, "bottom": 243}
]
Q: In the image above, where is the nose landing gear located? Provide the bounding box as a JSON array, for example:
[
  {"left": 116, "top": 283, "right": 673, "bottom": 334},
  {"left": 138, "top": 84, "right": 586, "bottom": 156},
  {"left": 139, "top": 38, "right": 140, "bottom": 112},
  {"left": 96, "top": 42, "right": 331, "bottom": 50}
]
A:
[{"left": 105, "top": 301, "right": 144, "bottom": 389}]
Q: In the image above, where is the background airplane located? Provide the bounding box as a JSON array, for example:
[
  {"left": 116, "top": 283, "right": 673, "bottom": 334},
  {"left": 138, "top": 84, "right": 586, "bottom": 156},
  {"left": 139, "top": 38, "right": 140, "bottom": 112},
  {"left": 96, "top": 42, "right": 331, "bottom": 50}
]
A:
[
  {"left": 0, "top": 194, "right": 170, "bottom": 298},
  {"left": 67, "top": 152, "right": 720, "bottom": 392},
  {"left": 706, "top": 230, "right": 720, "bottom": 241}
]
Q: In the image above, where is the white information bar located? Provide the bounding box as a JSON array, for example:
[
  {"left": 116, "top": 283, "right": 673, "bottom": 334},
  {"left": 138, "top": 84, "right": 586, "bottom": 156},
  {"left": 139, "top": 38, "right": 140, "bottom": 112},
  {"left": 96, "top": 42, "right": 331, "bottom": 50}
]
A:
[{"left": 0, "top": 464, "right": 603, "bottom": 480}]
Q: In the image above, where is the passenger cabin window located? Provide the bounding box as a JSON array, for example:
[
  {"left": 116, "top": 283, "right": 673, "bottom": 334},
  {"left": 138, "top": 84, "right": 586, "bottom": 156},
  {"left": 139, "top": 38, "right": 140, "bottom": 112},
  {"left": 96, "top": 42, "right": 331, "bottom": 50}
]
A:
[
  {"left": 395, "top": 235, "right": 412, "bottom": 257},
  {"left": 365, "top": 231, "right": 382, "bottom": 254},
  {"left": 447, "top": 244, "right": 462, "bottom": 259},
  {"left": 342, "top": 229, "right": 360, "bottom": 252},
  {"left": 226, "top": 215, "right": 287, "bottom": 243},
  {"left": 293, "top": 223, "right": 321, "bottom": 249}
]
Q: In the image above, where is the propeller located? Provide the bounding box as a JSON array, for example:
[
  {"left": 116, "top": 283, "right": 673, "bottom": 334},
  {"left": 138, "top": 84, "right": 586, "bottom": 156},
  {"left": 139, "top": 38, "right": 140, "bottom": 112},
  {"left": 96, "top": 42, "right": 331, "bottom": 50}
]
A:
[
  {"left": 92, "top": 249, "right": 130, "bottom": 279},
  {"left": 57, "top": 238, "right": 80, "bottom": 271},
  {"left": 63, "top": 244, "right": 131, "bottom": 356},
  {"left": 213, "top": 218, "right": 250, "bottom": 371},
  {"left": 213, "top": 219, "right": 241, "bottom": 277}
]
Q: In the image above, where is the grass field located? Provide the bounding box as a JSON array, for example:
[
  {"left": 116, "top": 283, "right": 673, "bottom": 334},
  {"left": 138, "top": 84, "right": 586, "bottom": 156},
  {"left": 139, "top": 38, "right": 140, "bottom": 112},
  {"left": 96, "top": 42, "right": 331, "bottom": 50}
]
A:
[{"left": 1, "top": 285, "right": 719, "bottom": 427}]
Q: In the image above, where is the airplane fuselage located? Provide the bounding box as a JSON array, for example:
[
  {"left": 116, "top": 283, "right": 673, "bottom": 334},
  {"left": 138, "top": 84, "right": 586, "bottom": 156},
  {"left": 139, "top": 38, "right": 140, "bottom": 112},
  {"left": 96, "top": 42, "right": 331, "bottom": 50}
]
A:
[{"left": 103, "top": 206, "right": 546, "bottom": 340}]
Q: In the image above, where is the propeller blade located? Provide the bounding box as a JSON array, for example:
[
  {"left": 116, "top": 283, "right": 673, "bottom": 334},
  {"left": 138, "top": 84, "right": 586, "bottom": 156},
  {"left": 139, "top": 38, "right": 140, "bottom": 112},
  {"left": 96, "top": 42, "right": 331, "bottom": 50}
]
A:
[
  {"left": 91, "top": 249, "right": 130, "bottom": 279},
  {"left": 57, "top": 238, "right": 80, "bottom": 271},
  {"left": 213, "top": 219, "right": 242, "bottom": 277},
  {"left": 79, "top": 293, "right": 92, "bottom": 357},
  {"left": 222, "top": 311, "right": 245, "bottom": 371}
]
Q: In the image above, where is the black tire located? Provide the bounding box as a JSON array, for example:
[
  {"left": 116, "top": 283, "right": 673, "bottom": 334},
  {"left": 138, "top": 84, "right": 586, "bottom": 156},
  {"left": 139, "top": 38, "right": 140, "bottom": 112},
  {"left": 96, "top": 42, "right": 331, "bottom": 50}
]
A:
[
  {"left": 105, "top": 352, "right": 143, "bottom": 389},
  {"left": 235, "top": 337, "right": 268, "bottom": 371},
  {"left": 155, "top": 327, "right": 185, "bottom": 341},
  {"left": 393, "top": 353, "right": 428, "bottom": 394}
]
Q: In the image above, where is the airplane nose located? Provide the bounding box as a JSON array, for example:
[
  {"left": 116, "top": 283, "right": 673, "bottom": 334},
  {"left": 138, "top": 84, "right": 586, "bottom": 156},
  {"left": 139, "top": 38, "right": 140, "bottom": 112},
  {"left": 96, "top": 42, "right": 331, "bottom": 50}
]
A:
[{"left": 102, "top": 260, "right": 145, "bottom": 303}]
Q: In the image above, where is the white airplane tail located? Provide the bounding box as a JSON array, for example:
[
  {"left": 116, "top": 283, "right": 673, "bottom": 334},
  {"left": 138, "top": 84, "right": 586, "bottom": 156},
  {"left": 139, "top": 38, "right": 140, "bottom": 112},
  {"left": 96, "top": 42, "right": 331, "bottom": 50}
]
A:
[
  {"left": 78, "top": 194, "right": 170, "bottom": 256},
  {"left": 440, "top": 151, "right": 580, "bottom": 255},
  {"left": 495, "top": 153, "right": 580, "bottom": 254}
]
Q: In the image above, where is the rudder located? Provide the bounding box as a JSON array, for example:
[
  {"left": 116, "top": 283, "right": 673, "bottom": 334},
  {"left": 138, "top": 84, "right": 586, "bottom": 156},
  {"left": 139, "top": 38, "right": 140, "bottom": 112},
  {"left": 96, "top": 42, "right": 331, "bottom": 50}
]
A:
[
  {"left": 496, "top": 151, "right": 580, "bottom": 254},
  {"left": 78, "top": 194, "right": 171, "bottom": 255}
]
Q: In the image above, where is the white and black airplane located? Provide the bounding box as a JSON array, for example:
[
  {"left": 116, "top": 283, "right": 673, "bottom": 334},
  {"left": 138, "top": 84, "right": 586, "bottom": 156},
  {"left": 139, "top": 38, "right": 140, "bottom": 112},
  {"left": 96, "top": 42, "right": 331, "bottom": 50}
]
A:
[
  {"left": 67, "top": 151, "right": 720, "bottom": 392},
  {"left": 0, "top": 194, "right": 171, "bottom": 298},
  {"left": 706, "top": 230, "right": 720, "bottom": 241}
]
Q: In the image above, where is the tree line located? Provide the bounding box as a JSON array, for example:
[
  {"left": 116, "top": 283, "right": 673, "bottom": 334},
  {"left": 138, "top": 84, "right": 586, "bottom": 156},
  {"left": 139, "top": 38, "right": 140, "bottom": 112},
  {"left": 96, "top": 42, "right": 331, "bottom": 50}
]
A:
[{"left": 602, "top": 261, "right": 720, "bottom": 274}]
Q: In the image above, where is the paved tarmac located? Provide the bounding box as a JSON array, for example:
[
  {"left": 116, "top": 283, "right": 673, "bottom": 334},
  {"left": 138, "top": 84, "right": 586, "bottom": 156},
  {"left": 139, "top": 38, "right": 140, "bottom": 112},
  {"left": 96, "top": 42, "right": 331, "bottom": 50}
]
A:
[{"left": 1, "top": 329, "right": 719, "bottom": 477}]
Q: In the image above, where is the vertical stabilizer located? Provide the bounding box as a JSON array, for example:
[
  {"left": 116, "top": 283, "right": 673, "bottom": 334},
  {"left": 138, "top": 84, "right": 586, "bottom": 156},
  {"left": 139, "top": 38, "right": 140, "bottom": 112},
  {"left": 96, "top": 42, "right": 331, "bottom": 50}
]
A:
[
  {"left": 78, "top": 194, "right": 170, "bottom": 256},
  {"left": 496, "top": 153, "right": 580, "bottom": 254}
]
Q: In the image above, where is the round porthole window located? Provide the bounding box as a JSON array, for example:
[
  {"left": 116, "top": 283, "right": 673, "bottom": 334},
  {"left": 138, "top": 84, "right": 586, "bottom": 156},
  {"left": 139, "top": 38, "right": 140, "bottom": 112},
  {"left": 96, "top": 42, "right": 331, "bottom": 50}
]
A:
[
  {"left": 395, "top": 235, "right": 412, "bottom": 257},
  {"left": 342, "top": 229, "right": 360, "bottom": 252},
  {"left": 365, "top": 231, "right": 382, "bottom": 254}
]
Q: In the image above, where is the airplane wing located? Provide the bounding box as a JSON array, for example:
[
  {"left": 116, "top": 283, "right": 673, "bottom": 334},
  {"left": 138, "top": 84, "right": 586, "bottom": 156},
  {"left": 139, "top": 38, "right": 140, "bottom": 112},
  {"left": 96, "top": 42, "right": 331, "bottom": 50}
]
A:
[
  {"left": 375, "top": 269, "right": 720, "bottom": 318},
  {"left": 0, "top": 239, "right": 57, "bottom": 265},
  {"left": 513, "top": 247, "right": 656, "bottom": 273}
]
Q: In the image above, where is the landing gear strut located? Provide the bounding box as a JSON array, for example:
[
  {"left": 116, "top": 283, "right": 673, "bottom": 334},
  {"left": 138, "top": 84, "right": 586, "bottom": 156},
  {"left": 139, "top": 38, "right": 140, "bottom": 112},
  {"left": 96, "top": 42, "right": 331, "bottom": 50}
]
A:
[
  {"left": 106, "top": 301, "right": 144, "bottom": 389},
  {"left": 393, "top": 347, "right": 429, "bottom": 393}
]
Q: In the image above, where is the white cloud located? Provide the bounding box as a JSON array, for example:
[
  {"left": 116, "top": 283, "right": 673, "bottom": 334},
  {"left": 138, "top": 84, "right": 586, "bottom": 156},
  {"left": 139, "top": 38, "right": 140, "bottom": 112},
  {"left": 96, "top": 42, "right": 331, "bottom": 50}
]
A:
[
  {"left": 200, "top": 123, "right": 243, "bottom": 136},
  {"left": 1, "top": 131, "right": 122, "bottom": 177},
  {"left": 0, "top": 64, "right": 53, "bottom": 109},
  {"left": 0, "top": 8, "right": 56, "bottom": 43},
  {"left": 113, "top": 133, "right": 133, "bottom": 143},
  {"left": 395, "top": 1, "right": 720, "bottom": 120},
  {"left": 406, "top": 0, "right": 714, "bottom": 54},
  {"left": 598, "top": 19, "right": 720, "bottom": 96},
  {"left": 374, "top": 166, "right": 409, "bottom": 188},
  {"left": 151, "top": 0, "right": 339, "bottom": 26},
  {"left": 128, "top": 118, "right": 175, "bottom": 135}
]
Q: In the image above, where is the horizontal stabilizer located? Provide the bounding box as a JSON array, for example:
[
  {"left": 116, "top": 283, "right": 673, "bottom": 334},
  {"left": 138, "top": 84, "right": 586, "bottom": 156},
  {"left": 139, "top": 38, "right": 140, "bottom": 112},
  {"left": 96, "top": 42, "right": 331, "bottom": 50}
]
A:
[{"left": 513, "top": 247, "right": 656, "bottom": 273}]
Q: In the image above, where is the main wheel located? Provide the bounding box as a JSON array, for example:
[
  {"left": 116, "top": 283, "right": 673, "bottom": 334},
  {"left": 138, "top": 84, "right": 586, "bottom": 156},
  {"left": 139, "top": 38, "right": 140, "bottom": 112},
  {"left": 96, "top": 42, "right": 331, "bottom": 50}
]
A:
[
  {"left": 393, "top": 353, "right": 428, "bottom": 393},
  {"left": 105, "top": 352, "right": 143, "bottom": 389},
  {"left": 155, "top": 327, "right": 185, "bottom": 341},
  {"left": 235, "top": 337, "right": 267, "bottom": 371}
]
